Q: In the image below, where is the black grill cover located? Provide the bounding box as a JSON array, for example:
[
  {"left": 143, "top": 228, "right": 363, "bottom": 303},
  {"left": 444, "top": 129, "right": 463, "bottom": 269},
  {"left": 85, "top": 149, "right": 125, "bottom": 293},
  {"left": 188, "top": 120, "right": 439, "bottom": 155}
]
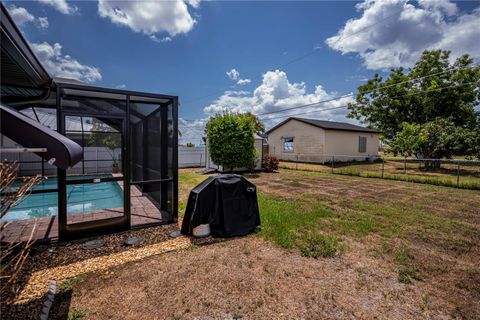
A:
[{"left": 181, "top": 174, "right": 260, "bottom": 237}]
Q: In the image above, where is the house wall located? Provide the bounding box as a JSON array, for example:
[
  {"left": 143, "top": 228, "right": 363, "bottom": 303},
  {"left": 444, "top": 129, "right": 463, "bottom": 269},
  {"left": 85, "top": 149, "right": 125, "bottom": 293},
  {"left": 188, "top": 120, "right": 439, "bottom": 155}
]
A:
[
  {"left": 267, "top": 119, "right": 326, "bottom": 162},
  {"left": 324, "top": 130, "right": 379, "bottom": 161},
  {"left": 267, "top": 119, "right": 380, "bottom": 163}
]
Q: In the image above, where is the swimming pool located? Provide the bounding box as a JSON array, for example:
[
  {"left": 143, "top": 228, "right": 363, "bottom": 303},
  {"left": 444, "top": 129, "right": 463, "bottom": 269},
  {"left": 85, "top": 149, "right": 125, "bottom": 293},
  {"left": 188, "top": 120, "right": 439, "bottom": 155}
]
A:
[{"left": 1, "top": 175, "right": 124, "bottom": 222}]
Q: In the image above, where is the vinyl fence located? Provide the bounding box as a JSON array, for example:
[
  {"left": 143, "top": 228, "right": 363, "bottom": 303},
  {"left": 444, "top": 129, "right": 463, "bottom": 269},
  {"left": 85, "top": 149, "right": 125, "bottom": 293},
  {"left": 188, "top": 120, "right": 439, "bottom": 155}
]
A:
[
  {"left": 3, "top": 147, "right": 122, "bottom": 176},
  {"left": 3, "top": 146, "right": 207, "bottom": 176},
  {"left": 273, "top": 153, "right": 480, "bottom": 190},
  {"left": 179, "top": 147, "right": 206, "bottom": 168}
]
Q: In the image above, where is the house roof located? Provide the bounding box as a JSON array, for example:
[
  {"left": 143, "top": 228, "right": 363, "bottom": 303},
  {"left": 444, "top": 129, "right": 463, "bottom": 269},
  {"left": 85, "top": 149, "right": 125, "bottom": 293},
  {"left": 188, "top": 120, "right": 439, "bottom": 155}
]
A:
[{"left": 266, "top": 117, "right": 381, "bottom": 134}]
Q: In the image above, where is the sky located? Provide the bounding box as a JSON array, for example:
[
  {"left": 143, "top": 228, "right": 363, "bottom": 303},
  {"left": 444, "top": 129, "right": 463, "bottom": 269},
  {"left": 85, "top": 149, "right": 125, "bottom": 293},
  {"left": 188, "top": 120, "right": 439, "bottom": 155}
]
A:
[{"left": 5, "top": 0, "right": 480, "bottom": 144}]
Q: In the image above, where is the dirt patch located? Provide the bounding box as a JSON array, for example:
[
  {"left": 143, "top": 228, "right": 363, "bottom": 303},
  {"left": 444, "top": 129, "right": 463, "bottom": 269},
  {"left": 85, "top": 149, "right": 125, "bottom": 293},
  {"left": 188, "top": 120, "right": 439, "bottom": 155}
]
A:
[{"left": 57, "top": 237, "right": 455, "bottom": 320}]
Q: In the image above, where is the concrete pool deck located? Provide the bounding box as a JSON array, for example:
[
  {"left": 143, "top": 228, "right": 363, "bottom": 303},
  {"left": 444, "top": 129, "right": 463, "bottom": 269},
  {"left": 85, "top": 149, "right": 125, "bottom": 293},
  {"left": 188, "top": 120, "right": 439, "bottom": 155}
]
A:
[{"left": 0, "top": 185, "right": 164, "bottom": 243}]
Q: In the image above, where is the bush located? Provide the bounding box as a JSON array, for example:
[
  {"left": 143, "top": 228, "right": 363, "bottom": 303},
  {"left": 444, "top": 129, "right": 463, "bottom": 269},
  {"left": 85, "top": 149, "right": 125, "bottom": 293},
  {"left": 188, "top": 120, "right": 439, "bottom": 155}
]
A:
[
  {"left": 206, "top": 113, "right": 255, "bottom": 171},
  {"left": 262, "top": 155, "right": 279, "bottom": 172}
]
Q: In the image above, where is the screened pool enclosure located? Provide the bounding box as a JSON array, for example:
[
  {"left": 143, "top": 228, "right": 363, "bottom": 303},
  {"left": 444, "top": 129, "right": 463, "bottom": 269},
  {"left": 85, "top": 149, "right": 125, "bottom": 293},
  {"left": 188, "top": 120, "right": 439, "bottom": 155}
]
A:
[
  {"left": 1, "top": 3, "right": 178, "bottom": 242},
  {"left": 1, "top": 80, "right": 179, "bottom": 241}
]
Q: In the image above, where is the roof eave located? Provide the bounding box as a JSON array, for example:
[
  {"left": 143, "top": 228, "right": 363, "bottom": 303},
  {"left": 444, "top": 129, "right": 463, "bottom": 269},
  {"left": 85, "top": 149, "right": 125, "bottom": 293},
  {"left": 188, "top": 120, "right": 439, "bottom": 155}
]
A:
[{"left": 1, "top": 3, "right": 51, "bottom": 87}]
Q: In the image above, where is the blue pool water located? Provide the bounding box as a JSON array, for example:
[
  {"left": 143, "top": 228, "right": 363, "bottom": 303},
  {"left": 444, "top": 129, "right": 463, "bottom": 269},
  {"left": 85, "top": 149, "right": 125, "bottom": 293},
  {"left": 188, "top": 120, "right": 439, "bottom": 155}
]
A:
[{"left": 2, "top": 175, "right": 124, "bottom": 222}]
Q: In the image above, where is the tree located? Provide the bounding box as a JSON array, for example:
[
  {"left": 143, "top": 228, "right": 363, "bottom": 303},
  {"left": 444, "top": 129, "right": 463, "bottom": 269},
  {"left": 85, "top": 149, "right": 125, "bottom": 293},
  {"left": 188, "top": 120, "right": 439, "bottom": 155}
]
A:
[
  {"left": 185, "top": 142, "right": 195, "bottom": 147},
  {"left": 242, "top": 112, "right": 266, "bottom": 134},
  {"left": 88, "top": 119, "right": 121, "bottom": 171},
  {"left": 386, "top": 122, "right": 425, "bottom": 158},
  {"left": 388, "top": 118, "right": 480, "bottom": 167},
  {"left": 348, "top": 50, "right": 480, "bottom": 140},
  {"left": 206, "top": 112, "right": 256, "bottom": 172}
]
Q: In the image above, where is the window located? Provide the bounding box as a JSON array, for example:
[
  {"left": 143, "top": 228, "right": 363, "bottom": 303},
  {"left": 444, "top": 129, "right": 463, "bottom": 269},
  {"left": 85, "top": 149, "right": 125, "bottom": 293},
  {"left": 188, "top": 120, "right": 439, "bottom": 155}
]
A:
[
  {"left": 283, "top": 137, "right": 294, "bottom": 152},
  {"left": 358, "top": 136, "right": 367, "bottom": 153}
]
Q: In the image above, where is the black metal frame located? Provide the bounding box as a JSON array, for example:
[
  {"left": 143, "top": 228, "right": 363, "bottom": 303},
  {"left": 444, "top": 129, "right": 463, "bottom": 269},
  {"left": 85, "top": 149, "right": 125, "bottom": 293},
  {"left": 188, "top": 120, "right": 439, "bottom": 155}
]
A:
[
  {"left": 1, "top": 82, "right": 178, "bottom": 242},
  {"left": 53, "top": 82, "right": 178, "bottom": 241}
]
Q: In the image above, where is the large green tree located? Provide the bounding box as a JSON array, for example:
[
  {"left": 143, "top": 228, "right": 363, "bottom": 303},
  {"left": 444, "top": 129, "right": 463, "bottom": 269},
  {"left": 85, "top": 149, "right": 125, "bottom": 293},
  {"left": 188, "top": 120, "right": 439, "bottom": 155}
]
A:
[{"left": 348, "top": 50, "right": 480, "bottom": 140}]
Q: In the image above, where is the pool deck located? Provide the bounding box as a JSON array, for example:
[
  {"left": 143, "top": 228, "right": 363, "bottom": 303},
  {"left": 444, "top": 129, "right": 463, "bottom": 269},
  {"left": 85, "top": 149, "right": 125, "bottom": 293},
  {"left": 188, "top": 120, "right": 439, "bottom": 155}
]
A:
[{"left": 0, "top": 186, "right": 164, "bottom": 244}]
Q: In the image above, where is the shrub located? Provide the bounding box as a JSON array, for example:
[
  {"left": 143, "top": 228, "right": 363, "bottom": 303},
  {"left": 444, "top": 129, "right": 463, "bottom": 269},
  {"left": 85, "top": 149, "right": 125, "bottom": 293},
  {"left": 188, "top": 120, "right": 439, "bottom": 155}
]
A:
[
  {"left": 206, "top": 113, "right": 255, "bottom": 171},
  {"left": 262, "top": 155, "right": 279, "bottom": 172}
]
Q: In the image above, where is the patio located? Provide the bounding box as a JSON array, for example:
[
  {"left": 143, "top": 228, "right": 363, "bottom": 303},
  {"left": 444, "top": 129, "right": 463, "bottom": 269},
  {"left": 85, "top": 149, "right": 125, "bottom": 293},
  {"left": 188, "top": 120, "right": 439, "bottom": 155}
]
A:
[{"left": 0, "top": 185, "right": 164, "bottom": 243}]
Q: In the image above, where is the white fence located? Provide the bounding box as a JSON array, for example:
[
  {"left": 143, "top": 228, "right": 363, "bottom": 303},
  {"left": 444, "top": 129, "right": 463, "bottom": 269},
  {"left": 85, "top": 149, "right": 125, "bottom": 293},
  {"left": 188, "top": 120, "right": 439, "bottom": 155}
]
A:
[
  {"left": 179, "top": 146, "right": 206, "bottom": 168},
  {"left": 2, "top": 146, "right": 122, "bottom": 176},
  {"left": 2, "top": 145, "right": 207, "bottom": 175}
]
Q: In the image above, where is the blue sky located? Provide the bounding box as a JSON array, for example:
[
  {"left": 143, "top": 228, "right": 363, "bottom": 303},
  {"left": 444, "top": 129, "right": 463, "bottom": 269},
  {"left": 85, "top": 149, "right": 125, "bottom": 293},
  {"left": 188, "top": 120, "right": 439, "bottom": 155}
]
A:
[{"left": 5, "top": 0, "right": 480, "bottom": 144}]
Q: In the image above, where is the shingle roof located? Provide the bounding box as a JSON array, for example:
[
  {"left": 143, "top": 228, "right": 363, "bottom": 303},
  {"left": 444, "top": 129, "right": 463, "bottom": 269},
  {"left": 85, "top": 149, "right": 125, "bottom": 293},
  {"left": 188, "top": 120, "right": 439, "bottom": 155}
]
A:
[{"left": 266, "top": 117, "right": 381, "bottom": 134}]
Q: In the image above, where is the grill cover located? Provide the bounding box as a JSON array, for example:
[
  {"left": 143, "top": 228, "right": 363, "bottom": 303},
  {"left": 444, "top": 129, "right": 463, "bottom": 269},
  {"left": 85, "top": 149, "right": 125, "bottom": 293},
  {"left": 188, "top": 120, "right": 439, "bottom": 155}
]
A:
[{"left": 181, "top": 174, "right": 260, "bottom": 237}]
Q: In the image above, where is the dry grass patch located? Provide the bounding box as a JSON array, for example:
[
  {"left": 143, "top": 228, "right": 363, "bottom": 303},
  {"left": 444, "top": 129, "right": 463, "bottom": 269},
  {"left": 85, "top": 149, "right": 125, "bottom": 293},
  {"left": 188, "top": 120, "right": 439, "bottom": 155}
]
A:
[{"left": 53, "top": 237, "right": 455, "bottom": 320}]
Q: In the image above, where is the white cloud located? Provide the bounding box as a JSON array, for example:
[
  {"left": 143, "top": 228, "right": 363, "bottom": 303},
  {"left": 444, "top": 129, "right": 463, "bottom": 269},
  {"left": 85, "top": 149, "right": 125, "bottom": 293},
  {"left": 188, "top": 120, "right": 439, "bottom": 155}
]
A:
[
  {"left": 226, "top": 68, "right": 240, "bottom": 81},
  {"left": 226, "top": 68, "right": 251, "bottom": 85},
  {"left": 237, "top": 79, "right": 251, "bottom": 85},
  {"left": 326, "top": 0, "right": 480, "bottom": 70},
  {"left": 38, "top": 0, "right": 78, "bottom": 15},
  {"left": 182, "top": 71, "right": 355, "bottom": 139},
  {"left": 205, "top": 69, "right": 355, "bottom": 128},
  {"left": 30, "top": 42, "right": 102, "bottom": 83},
  {"left": 115, "top": 84, "right": 126, "bottom": 89},
  {"left": 179, "top": 118, "right": 208, "bottom": 144},
  {"left": 8, "top": 5, "right": 35, "bottom": 25},
  {"left": 98, "top": 0, "right": 197, "bottom": 40},
  {"left": 186, "top": 0, "right": 201, "bottom": 9},
  {"left": 418, "top": 0, "right": 458, "bottom": 16},
  {"left": 8, "top": 5, "right": 48, "bottom": 29},
  {"left": 150, "top": 35, "right": 172, "bottom": 43},
  {"left": 346, "top": 75, "right": 369, "bottom": 82},
  {"left": 36, "top": 17, "right": 49, "bottom": 29}
]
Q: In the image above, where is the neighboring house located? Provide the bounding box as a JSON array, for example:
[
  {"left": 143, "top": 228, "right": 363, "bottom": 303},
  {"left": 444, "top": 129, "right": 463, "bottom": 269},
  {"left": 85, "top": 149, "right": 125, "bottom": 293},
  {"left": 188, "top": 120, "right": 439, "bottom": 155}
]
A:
[
  {"left": 266, "top": 117, "right": 381, "bottom": 163},
  {"left": 206, "top": 133, "right": 264, "bottom": 171}
]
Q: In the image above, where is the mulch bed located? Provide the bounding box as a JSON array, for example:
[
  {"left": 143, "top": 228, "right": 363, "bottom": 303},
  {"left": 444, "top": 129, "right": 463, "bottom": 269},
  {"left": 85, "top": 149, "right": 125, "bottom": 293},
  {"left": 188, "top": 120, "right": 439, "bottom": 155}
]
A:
[{"left": 0, "top": 222, "right": 222, "bottom": 320}]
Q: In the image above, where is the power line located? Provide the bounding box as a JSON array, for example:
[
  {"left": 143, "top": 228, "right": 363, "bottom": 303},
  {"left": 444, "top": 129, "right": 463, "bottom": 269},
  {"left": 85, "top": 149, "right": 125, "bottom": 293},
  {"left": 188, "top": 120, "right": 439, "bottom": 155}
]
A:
[
  {"left": 182, "top": 7, "right": 406, "bottom": 104},
  {"left": 261, "top": 105, "right": 346, "bottom": 121},
  {"left": 259, "top": 81, "right": 479, "bottom": 121},
  {"left": 256, "top": 63, "right": 479, "bottom": 117},
  {"left": 179, "top": 63, "right": 479, "bottom": 126},
  {"left": 180, "top": 78, "right": 479, "bottom": 126},
  {"left": 277, "top": 7, "right": 406, "bottom": 69}
]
